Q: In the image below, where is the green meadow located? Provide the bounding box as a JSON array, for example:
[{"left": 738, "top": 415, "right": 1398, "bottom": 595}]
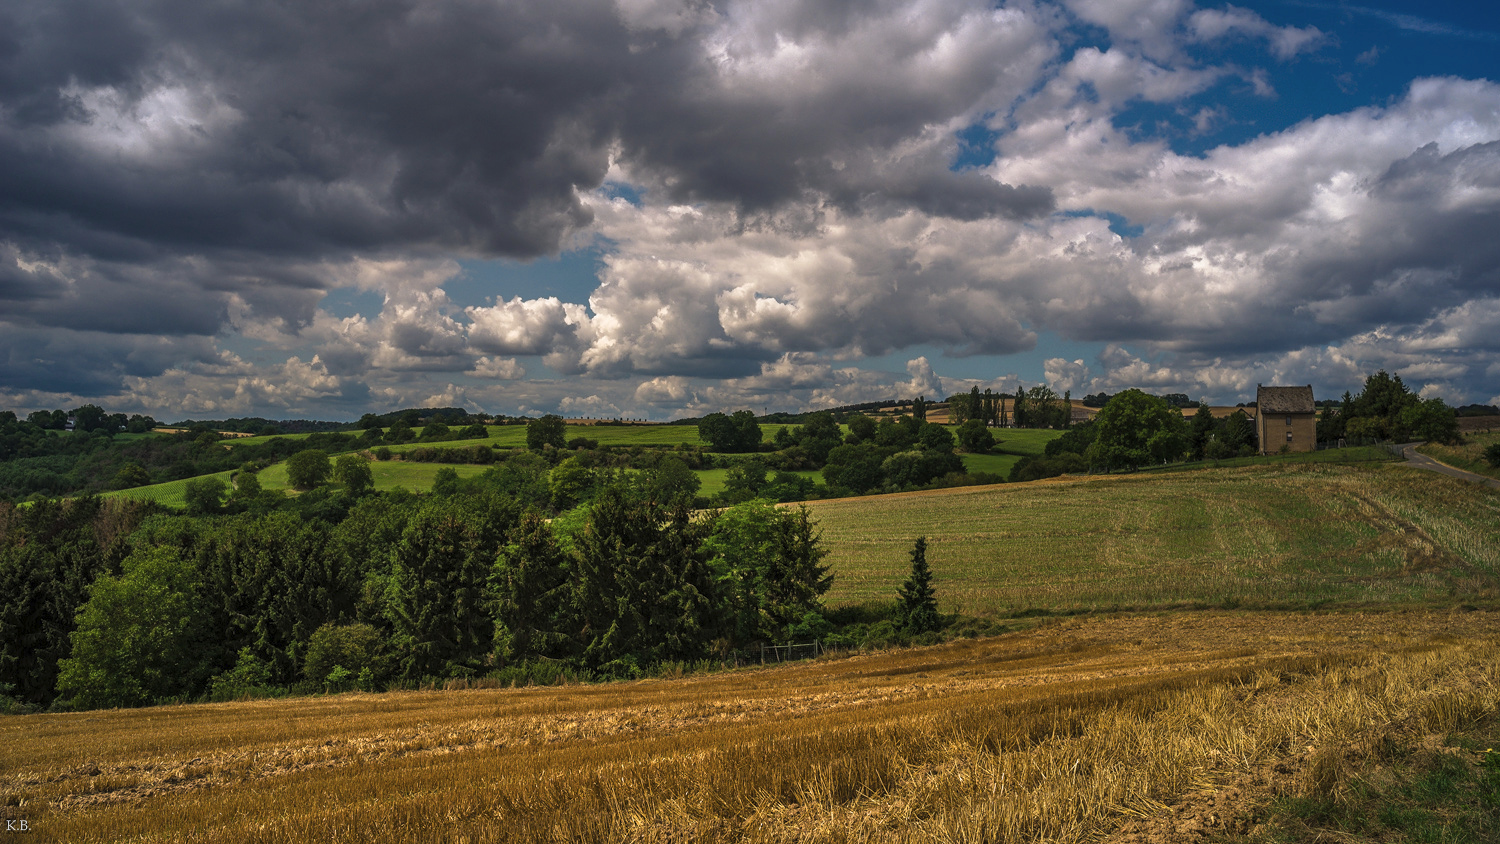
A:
[
  {"left": 1418, "top": 430, "right": 1500, "bottom": 481},
  {"left": 804, "top": 461, "right": 1500, "bottom": 615}
]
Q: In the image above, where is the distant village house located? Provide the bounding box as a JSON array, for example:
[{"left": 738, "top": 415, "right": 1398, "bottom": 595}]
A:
[{"left": 1255, "top": 385, "right": 1316, "bottom": 455}]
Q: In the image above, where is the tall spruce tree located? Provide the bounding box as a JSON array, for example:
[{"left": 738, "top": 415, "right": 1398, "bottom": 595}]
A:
[
  {"left": 895, "top": 537, "right": 939, "bottom": 635},
  {"left": 492, "top": 512, "right": 573, "bottom": 663},
  {"left": 387, "top": 495, "right": 518, "bottom": 679},
  {"left": 573, "top": 481, "right": 717, "bottom": 671}
]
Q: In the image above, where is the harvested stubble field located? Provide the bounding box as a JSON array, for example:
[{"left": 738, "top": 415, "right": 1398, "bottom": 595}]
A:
[
  {"left": 6, "top": 612, "right": 1500, "bottom": 842},
  {"left": 809, "top": 461, "right": 1500, "bottom": 613}
]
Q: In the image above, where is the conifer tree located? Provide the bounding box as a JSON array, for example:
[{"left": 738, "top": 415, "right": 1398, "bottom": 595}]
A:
[
  {"left": 895, "top": 537, "right": 939, "bottom": 635},
  {"left": 388, "top": 495, "right": 517, "bottom": 678},
  {"left": 492, "top": 512, "right": 572, "bottom": 663},
  {"left": 573, "top": 481, "right": 717, "bottom": 670}
]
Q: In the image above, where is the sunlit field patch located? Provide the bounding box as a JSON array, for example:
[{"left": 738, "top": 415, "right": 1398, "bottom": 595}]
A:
[
  {"left": 8, "top": 612, "right": 1499, "bottom": 843},
  {"left": 98, "top": 471, "right": 235, "bottom": 509},
  {"left": 806, "top": 462, "right": 1500, "bottom": 613}
]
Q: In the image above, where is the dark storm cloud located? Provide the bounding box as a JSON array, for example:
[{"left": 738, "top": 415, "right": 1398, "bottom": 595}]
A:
[
  {"left": 0, "top": 325, "right": 217, "bottom": 394},
  {"left": 0, "top": 0, "right": 1054, "bottom": 369},
  {"left": 1369, "top": 141, "right": 1500, "bottom": 290},
  {"left": 1, "top": 0, "right": 1047, "bottom": 264},
  {"left": 0, "top": 0, "right": 631, "bottom": 259},
  {"left": 616, "top": 1, "right": 1056, "bottom": 217}
]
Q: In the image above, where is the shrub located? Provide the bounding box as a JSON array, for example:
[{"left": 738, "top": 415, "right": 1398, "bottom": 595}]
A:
[
  {"left": 1485, "top": 443, "right": 1500, "bottom": 468},
  {"left": 113, "top": 462, "right": 151, "bottom": 488},
  {"left": 1006, "top": 453, "right": 1085, "bottom": 482},
  {"left": 956, "top": 419, "right": 994, "bottom": 453},
  {"left": 304, "top": 623, "right": 384, "bottom": 687},
  {"left": 208, "top": 648, "right": 280, "bottom": 702}
]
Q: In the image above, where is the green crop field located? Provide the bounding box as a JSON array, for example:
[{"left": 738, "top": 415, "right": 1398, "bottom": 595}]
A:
[
  {"left": 804, "top": 461, "right": 1500, "bottom": 615},
  {"left": 959, "top": 452, "right": 1023, "bottom": 476},
  {"left": 986, "top": 427, "right": 1062, "bottom": 456},
  {"left": 694, "top": 467, "right": 824, "bottom": 496},
  {"left": 956, "top": 428, "right": 1063, "bottom": 477},
  {"left": 216, "top": 431, "right": 321, "bottom": 447},
  {"left": 255, "top": 459, "right": 494, "bottom": 493},
  {"left": 100, "top": 470, "right": 236, "bottom": 509},
  {"left": 102, "top": 459, "right": 497, "bottom": 504}
]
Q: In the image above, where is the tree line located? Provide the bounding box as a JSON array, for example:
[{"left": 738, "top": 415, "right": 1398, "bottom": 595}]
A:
[
  {"left": 1, "top": 468, "right": 831, "bottom": 711},
  {"left": 1015, "top": 370, "right": 1462, "bottom": 480},
  {"left": 700, "top": 410, "right": 1002, "bottom": 498},
  {"left": 947, "top": 384, "right": 1073, "bottom": 429}
]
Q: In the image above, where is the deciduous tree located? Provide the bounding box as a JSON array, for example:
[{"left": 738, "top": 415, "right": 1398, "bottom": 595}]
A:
[
  {"left": 333, "top": 454, "right": 374, "bottom": 496},
  {"left": 57, "top": 547, "right": 211, "bottom": 709},
  {"left": 285, "top": 449, "right": 331, "bottom": 489},
  {"left": 1086, "top": 390, "right": 1188, "bottom": 471},
  {"left": 526, "top": 415, "right": 567, "bottom": 451}
]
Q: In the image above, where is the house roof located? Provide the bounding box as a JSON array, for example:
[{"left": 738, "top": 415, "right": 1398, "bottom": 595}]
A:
[{"left": 1256, "top": 385, "right": 1315, "bottom": 414}]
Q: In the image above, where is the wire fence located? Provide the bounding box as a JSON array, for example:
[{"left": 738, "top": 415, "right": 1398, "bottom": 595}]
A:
[{"left": 759, "top": 641, "right": 824, "bottom": 664}]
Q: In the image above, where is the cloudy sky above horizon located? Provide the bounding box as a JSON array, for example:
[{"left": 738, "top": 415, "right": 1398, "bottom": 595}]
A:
[{"left": 3, "top": 0, "right": 1498, "bottom": 421}]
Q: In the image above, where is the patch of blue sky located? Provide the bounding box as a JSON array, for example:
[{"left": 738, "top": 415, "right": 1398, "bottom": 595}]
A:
[
  {"left": 857, "top": 332, "right": 1109, "bottom": 391},
  {"left": 599, "top": 181, "right": 646, "bottom": 206},
  {"left": 449, "top": 247, "right": 607, "bottom": 309},
  {"left": 319, "top": 287, "right": 386, "bottom": 320},
  {"left": 1060, "top": 1, "right": 1500, "bottom": 158},
  {"left": 1058, "top": 208, "right": 1143, "bottom": 239},
  {"left": 952, "top": 121, "right": 1002, "bottom": 170}
]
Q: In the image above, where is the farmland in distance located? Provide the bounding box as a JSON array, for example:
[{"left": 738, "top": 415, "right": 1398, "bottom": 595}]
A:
[{"left": 807, "top": 461, "right": 1500, "bottom": 613}]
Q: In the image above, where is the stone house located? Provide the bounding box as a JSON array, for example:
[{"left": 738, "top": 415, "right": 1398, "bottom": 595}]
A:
[{"left": 1255, "top": 385, "right": 1316, "bottom": 454}]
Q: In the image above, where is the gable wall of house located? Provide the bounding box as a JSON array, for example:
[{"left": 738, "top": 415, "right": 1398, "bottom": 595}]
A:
[
  {"left": 1255, "top": 385, "right": 1317, "bottom": 454},
  {"left": 1258, "top": 411, "right": 1317, "bottom": 454}
]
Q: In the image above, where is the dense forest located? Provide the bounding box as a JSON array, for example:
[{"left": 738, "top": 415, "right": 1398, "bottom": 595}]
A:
[{"left": 0, "top": 467, "right": 831, "bottom": 711}]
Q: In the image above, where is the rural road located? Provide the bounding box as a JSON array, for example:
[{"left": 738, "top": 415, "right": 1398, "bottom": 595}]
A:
[{"left": 1400, "top": 443, "right": 1500, "bottom": 490}]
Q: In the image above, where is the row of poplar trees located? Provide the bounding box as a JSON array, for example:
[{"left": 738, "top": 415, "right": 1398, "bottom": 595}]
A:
[{"left": 949, "top": 385, "right": 1072, "bottom": 429}]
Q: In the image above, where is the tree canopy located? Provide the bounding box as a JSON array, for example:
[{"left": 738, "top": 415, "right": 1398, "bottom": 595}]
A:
[
  {"left": 1087, "top": 390, "right": 1187, "bottom": 471},
  {"left": 698, "top": 411, "right": 762, "bottom": 453}
]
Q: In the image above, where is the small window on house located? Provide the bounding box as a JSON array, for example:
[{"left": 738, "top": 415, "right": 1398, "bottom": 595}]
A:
[
  {"left": 1286, "top": 431, "right": 1293, "bottom": 442},
  {"left": 1285, "top": 416, "right": 1292, "bottom": 426}
]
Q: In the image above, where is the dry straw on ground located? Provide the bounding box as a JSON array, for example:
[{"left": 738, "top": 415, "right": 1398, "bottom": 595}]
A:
[{"left": 6, "top": 610, "right": 1499, "bottom": 843}]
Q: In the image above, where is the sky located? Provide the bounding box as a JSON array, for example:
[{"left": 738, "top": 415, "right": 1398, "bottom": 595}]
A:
[{"left": 2, "top": 0, "right": 1498, "bottom": 421}]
